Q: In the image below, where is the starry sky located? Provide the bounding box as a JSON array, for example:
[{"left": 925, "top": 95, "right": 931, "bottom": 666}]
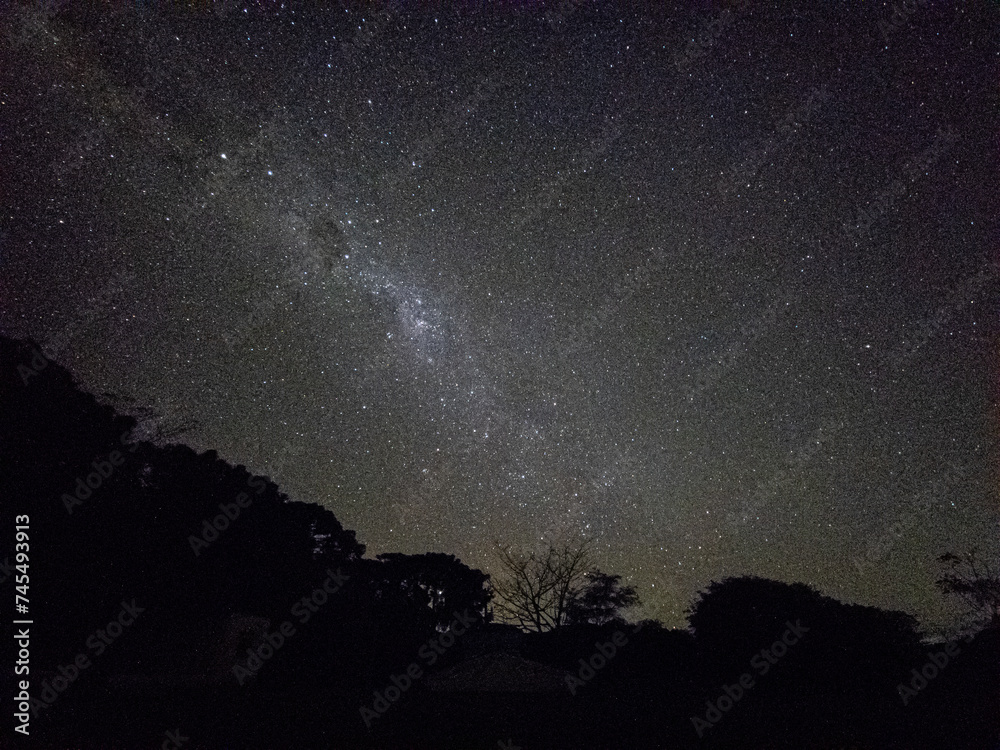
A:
[{"left": 1, "top": 1, "right": 997, "bottom": 631}]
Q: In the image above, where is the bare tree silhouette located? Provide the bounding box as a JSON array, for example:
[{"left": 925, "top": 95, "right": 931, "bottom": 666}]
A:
[{"left": 491, "top": 538, "right": 594, "bottom": 632}]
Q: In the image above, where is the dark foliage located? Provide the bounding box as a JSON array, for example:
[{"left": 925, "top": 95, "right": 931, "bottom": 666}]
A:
[{"left": 2, "top": 335, "right": 996, "bottom": 749}]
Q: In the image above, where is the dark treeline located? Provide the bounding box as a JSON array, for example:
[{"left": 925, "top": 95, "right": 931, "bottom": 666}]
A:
[{"left": 2, "top": 335, "right": 997, "bottom": 749}]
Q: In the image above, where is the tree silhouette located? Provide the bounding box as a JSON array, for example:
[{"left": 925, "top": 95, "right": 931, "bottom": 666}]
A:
[
  {"left": 491, "top": 538, "right": 595, "bottom": 631},
  {"left": 0, "top": 335, "right": 366, "bottom": 674},
  {"left": 686, "top": 575, "right": 925, "bottom": 749},
  {"left": 566, "top": 569, "right": 640, "bottom": 626},
  {"left": 374, "top": 551, "right": 492, "bottom": 628},
  {"left": 936, "top": 548, "right": 1000, "bottom": 629}
]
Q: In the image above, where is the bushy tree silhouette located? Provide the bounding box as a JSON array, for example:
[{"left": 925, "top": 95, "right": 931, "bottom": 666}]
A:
[
  {"left": 936, "top": 548, "right": 1000, "bottom": 629},
  {"left": 2, "top": 338, "right": 370, "bottom": 678},
  {"left": 685, "top": 576, "right": 930, "bottom": 748},
  {"left": 374, "top": 552, "right": 492, "bottom": 627},
  {"left": 565, "top": 569, "right": 640, "bottom": 626},
  {"left": 5, "top": 335, "right": 994, "bottom": 749}
]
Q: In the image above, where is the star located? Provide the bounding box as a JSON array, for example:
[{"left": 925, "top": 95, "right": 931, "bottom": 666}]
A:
[{"left": 4, "top": 0, "right": 990, "bottom": 636}]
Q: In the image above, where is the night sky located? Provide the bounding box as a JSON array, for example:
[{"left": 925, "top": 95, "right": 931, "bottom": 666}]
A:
[{"left": 2, "top": 1, "right": 996, "bottom": 631}]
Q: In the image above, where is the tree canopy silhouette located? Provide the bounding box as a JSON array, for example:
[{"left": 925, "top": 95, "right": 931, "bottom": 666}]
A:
[
  {"left": 565, "top": 569, "right": 640, "bottom": 626},
  {"left": 936, "top": 548, "right": 1000, "bottom": 629},
  {"left": 374, "top": 552, "right": 492, "bottom": 628},
  {"left": 490, "top": 539, "right": 640, "bottom": 632}
]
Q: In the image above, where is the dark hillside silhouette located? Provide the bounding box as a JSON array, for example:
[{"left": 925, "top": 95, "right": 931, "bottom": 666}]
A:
[{"left": 2, "top": 335, "right": 996, "bottom": 749}]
